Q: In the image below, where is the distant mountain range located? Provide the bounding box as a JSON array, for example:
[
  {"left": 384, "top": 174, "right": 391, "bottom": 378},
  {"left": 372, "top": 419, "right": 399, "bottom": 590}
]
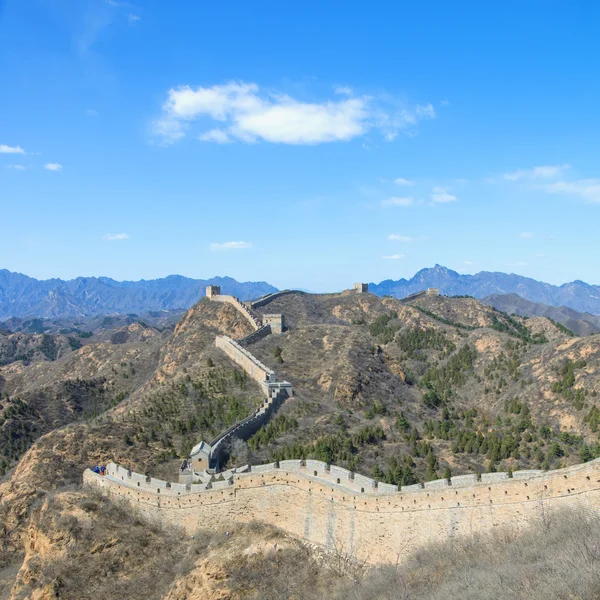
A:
[
  {"left": 369, "top": 265, "right": 600, "bottom": 315},
  {"left": 0, "top": 270, "right": 278, "bottom": 319},
  {"left": 4, "top": 264, "right": 600, "bottom": 321},
  {"left": 482, "top": 293, "right": 600, "bottom": 337}
]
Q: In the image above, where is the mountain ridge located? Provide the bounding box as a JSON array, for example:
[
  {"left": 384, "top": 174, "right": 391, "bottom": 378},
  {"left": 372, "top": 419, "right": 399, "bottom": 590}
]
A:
[
  {"left": 483, "top": 293, "right": 600, "bottom": 336},
  {"left": 0, "top": 269, "right": 278, "bottom": 319},
  {"left": 369, "top": 265, "right": 600, "bottom": 314}
]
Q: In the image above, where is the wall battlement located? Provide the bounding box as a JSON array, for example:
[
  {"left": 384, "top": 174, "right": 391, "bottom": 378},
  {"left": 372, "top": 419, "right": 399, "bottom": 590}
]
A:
[{"left": 86, "top": 457, "right": 600, "bottom": 565}]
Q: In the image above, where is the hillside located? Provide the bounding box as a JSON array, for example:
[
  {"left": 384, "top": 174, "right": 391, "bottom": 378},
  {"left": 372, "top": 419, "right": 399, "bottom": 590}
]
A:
[
  {"left": 0, "top": 269, "right": 277, "bottom": 319},
  {"left": 370, "top": 264, "right": 600, "bottom": 314},
  {"left": 3, "top": 290, "right": 600, "bottom": 596},
  {"left": 484, "top": 292, "right": 600, "bottom": 336}
]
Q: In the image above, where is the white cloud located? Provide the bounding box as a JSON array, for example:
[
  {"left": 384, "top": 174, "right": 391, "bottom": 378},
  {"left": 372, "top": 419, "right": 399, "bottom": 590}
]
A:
[
  {"left": 393, "top": 177, "right": 415, "bottom": 186},
  {"left": 388, "top": 234, "right": 413, "bottom": 242},
  {"left": 154, "top": 81, "right": 436, "bottom": 145},
  {"left": 44, "top": 163, "right": 62, "bottom": 171},
  {"left": 334, "top": 85, "right": 353, "bottom": 96},
  {"left": 103, "top": 233, "right": 129, "bottom": 241},
  {"left": 431, "top": 186, "right": 456, "bottom": 203},
  {"left": 519, "top": 232, "right": 535, "bottom": 239},
  {"left": 0, "top": 144, "right": 25, "bottom": 154},
  {"left": 540, "top": 179, "right": 600, "bottom": 204},
  {"left": 210, "top": 241, "right": 253, "bottom": 251},
  {"left": 199, "top": 128, "right": 231, "bottom": 144},
  {"left": 415, "top": 104, "right": 436, "bottom": 119},
  {"left": 4, "top": 164, "right": 26, "bottom": 170},
  {"left": 86, "top": 109, "right": 99, "bottom": 117},
  {"left": 153, "top": 118, "right": 186, "bottom": 143},
  {"left": 382, "top": 254, "right": 405, "bottom": 260},
  {"left": 535, "top": 253, "right": 546, "bottom": 258},
  {"left": 128, "top": 14, "right": 141, "bottom": 24},
  {"left": 382, "top": 196, "right": 415, "bottom": 207},
  {"left": 504, "top": 164, "right": 569, "bottom": 181},
  {"left": 464, "top": 260, "right": 474, "bottom": 265},
  {"left": 387, "top": 234, "right": 426, "bottom": 242}
]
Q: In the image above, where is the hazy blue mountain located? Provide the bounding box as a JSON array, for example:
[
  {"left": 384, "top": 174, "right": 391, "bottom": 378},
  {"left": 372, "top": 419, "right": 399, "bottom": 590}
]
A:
[
  {"left": 370, "top": 265, "right": 600, "bottom": 315},
  {"left": 0, "top": 270, "right": 278, "bottom": 319},
  {"left": 482, "top": 293, "right": 600, "bottom": 337}
]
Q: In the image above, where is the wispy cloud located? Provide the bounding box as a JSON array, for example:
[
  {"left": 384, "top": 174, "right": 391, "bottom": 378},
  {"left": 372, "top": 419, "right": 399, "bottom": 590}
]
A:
[
  {"left": 519, "top": 232, "right": 535, "bottom": 239},
  {"left": 464, "top": 260, "right": 474, "bottom": 265},
  {"left": 210, "top": 241, "right": 253, "bottom": 251},
  {"left": 103, "top": 233, "right": 129, "bottom": 241},
  {"left": 431, "top": 186, "right": 456, "bottom": 203},
  {"left": 540, "top": 179, "right": 600, "bottom": 204},
  {"left": 0, "top": 144, "right": 25, "bottom": 154},
  {"left": 86, "top": 109, "right": 99, "bottom": 117},
  {"left": 199, "top": 128, "right": 231, "bottom": 144},
  {"left": 393, "top": 177, "right": 415, "bottom": 186},
  {"left": 4, "top": 164, "right": 26, "bottom": 170},
  {"left": 505, "top": 261, "right": 528, "bottom": 267},
  {"left": 128, "top": 13, "right": 141, "bottom": 24},
  {"left": 153, "top": 81, "right": 436, "bottom": 145},
  {"left": 387, "top": 234, "right": 426, "bottom": 242},
  {"left": 504, "top": 164, "right": 570, "bottom": 181},
  {"left": 334, "top": 85, "right": 353, "bottom": 96},
  {"left": 44, "top": 163, "right": 62, "bottom": 171},
  {"left": 382, "top": 196, "right": 415, "bottom": 207},
  {"left": 382, "top": 254, "right": 405, "bottom": 260}
]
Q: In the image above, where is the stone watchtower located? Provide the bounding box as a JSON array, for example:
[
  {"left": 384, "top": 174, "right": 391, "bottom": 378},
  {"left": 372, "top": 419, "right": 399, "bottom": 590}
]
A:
[
  {"left": 189, "top": 440, "right": 212, "bottom": 472},
  {"left": 354, "top": 283, "right": 369, "bottom": 293},
  {"left": 263, "top": 314, "right": 285, "bottom": 334},
  {"left": 206, "top": 285, "right": 221, "bottom": 298}
]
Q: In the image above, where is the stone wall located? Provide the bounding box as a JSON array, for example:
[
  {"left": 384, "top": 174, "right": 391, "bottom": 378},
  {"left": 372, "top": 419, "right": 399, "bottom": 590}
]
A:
[
  {"left": 215, "top": 335, "right": 275, "bottom": 388},
  {"left": 208, "top": 388, "right": 289, "bottom": 468},
  {"left": 85, "top": 458, "right": 600, "bottom": 566},
  {"left": 238, "top": 324, "right": 272, "bottom": 346},
  {"left": 400, "top": 288, "right": 440, "bottom": 303},
  {"left": 250, "top": 290, "right": 300, "bottom": 309}
]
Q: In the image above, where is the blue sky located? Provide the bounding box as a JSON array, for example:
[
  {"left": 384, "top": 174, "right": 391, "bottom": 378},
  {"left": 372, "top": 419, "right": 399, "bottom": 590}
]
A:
[{"left": 1, "top": 0, "right": 599, "bottom": 292}]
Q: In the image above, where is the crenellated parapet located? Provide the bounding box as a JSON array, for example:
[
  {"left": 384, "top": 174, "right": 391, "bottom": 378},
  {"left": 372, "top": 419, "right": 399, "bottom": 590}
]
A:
[{"left": 86, "top": 457, "right": 600, "bottom": 500}]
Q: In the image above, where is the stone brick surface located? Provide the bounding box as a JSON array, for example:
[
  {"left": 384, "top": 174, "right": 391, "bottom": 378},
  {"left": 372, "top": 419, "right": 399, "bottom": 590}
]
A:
[{"left": 86, "top": 458, "right": 600, "bottom": 565}]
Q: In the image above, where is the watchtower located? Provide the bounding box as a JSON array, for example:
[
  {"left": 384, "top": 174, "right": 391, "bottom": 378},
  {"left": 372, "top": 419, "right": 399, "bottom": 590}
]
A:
[
  {"left": 189, "top": 440, "right": 212, "bottom": 472},
  {"left": 426, "top": 288, "right": 440, "bottom": 296},
  {"left": 206, "top": 285, "right": 221, "bottom": 298},
  {"left": 263, "top": 314, "right": 285, "bottom": 334},
  {"left": 353, "top": 283, "right": 369, "bottom": 293}
]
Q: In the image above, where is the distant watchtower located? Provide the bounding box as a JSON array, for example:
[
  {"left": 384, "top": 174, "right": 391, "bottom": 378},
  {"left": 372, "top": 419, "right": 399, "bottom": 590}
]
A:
[
  {"left": 206, "top": 285, "right": 221, "bottom": 298},
  {"left": 263, "top": 314, "right": 285, "bottom": 334},
  {"left": 354, "top": 283, "right": 369, "bottom": 293}
]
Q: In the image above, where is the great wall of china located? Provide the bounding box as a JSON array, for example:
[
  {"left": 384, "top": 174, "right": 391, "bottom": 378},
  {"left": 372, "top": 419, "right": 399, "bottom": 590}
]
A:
[{"left": 85, "top": 284, "right": 600, "bottom": 564}]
